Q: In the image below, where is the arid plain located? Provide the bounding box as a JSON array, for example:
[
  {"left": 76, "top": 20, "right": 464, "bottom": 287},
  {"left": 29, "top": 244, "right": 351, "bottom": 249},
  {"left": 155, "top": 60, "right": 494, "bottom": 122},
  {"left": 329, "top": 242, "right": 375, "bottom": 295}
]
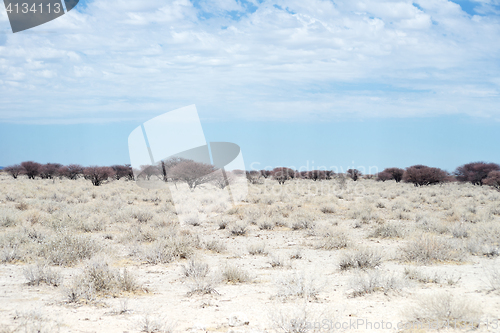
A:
[{"left": 0, "top": 173, "right": 499, "bottom": 332}]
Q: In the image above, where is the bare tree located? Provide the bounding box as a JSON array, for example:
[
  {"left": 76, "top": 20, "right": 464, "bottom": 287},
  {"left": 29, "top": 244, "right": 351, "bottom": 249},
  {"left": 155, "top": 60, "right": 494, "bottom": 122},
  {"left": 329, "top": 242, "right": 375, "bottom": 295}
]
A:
[
  {"left": 403, "top": 165, "right": 448, "bottom": 186},
  {"left": 454, "top": 162, "right": 500, "bottom": 186},
  {"left": 347, "top": 169, "right": 362, "bottom": 181},
  {"left": 21, "top": 161, "right": 41, "bottom": 179},
  {"left": 260, "top": 170, "right": 272, "bottom": 179},
  {"left": 246, "top": 170, "right": 262, "bottom": 184},
  {"left": 83, "top": 166, "right": 116, "bottom": 186},
  {"left": 111, "top": 165, "right": 132, "bottom": 180},
  {"left": 271, "top": 167, "right": 295, "bottom": 185},
  {"left": 39, "top": 163, "right": 62, "bottom": 179},
  {"left": 308, "top": 170, "right": 326, "bottom": 181},
  {"left": 59, "top": 164, "right": 84, "bottom": 180},
  {"left": 168, "top": 160, "right": 217, "bottom": 190},
  {"left": 138, "top": 164, "right": 161, "bottom": 181},
  {"left": 4, "top": 164, "right": 23, "bottom": 179},
  {"left": 484, "top": 171, "right": 500, "bottom": 190},
  {"left": 381, "top": 167, "right": 404, "bottom": 182},
  {"left": 377, "top": 171, "right": 392, "bottom": 182}
]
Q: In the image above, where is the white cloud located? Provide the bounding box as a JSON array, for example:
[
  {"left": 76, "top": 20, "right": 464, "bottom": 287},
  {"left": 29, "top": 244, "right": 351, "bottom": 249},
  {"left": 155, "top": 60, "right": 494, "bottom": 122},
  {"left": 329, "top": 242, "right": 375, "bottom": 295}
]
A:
[{"left": 0, "top": 0, "right": 499, "bottom": 124}]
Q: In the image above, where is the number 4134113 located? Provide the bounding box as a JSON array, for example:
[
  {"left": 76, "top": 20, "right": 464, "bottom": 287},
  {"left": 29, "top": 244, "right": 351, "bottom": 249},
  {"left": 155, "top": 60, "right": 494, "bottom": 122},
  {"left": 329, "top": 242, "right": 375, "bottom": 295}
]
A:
[{"left": 5, "top": 2, "right": 61, "bottom": 14}]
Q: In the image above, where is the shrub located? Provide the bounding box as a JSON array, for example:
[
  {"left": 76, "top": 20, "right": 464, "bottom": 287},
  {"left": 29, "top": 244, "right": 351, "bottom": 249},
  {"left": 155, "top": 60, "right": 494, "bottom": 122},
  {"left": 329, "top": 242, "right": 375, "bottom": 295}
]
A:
[
  {"left": 67, "top": 261, "right": 140, "bottom": 302},
  {"left": 350, "top": 271, "right": 404, "bottom": 297},
  {"left": 39, "top": 232, "right": 100, "bottom": 266},
  {"left": 142, "top": 236, "right": 195, "bottom": 264},
  {"left": 230, "top": 222, "right": 248, "bottom": 236},
  {"left": 403, "top": 165, "right": 448, "bottom": 186},
  {"left": 220, "top": 263, "right": 252, "bottom": 283},
  {"left": 370, "top": 222, "right": 407, "bottom": 239},
  {"left": 317, "top": 233, "right": 350, "bottom": 250},
  {"left": 454, "top": 162, "right": 500, "bottom": 186},
  {"left": 202, "top": 239, "right": 226, "bottom": 253},
  {"left": 248, "top": 242, "right": 268, "bottom": 255},
  {"left": 275, "top": 272, "right": 320, "bottom": 300},
  {"left": 182, "top": 259, "right": 210, "bottom": 279},
  {"left": 405, "top": 292, "right": 481, "bottom": 329},
  {"left": 339, "top": 248, "right": 382, "bottom": 271},
  {"left": 186, "top": 276, "right": 219, "bottom": 296},
  {"left": 401, "top": 234, "right": 463, "bottom": 264},
  {"left": 23, "top": 263, "right": 62, "bottom": 287}
]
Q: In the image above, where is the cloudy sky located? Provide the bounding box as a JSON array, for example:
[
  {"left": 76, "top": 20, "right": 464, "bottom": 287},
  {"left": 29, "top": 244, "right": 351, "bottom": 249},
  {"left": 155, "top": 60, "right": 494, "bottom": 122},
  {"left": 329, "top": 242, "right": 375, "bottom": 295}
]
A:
[{"left": 0, "top": 0, "right": 499, "bottom": 171}]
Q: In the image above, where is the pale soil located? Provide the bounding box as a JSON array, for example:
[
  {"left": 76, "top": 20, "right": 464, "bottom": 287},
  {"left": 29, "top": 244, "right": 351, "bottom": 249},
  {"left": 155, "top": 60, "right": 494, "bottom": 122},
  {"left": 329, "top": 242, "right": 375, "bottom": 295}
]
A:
[{"left": 0, "top": 174, "right": 499, "bottom": 332}]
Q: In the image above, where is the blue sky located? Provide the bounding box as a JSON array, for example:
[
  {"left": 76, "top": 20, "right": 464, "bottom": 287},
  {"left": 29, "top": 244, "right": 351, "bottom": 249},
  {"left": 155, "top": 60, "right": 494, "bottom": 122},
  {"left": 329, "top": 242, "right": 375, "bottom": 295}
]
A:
[{"left": 1, "top": 0, "right": 499, "bottom": 172}]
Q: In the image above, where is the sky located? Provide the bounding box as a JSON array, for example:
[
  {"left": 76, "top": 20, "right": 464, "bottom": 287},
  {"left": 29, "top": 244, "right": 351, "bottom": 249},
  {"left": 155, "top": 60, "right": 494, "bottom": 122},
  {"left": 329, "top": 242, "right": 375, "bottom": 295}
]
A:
[{"left": 0, "top": 0, "right": 499, "bottom": 172}]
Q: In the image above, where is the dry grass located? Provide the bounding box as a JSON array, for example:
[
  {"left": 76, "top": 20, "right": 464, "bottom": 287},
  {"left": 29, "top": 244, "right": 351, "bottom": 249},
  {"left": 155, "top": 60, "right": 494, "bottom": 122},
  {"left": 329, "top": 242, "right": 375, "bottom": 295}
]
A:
[
  {"left": 405, "top": 292, "right": 482, "bottom": 329},
  {"left": 401, "top": 234, "right": 464, "bottom": 264},
  {"left": 339, "top": 247, "right": 382, "bottom": 271},
  {"left": 0, "top": 175, "right": 499, "bottom": 331}
]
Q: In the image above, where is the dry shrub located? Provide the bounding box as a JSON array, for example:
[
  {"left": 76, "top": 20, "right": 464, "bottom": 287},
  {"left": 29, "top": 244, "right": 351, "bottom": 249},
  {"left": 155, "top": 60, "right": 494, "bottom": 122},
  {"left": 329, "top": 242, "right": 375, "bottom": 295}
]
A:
[
  {"left": 220, "top": 263, "right": 252, "bottom": 283},
  {"left": 141, "top": 235, "right": 196, "bottom": 264},
  {"left": 401, "top": 234, "right": 464, "bottom": 264},
  {"left": 339, "top": 248, "right": 382, "bottom": 271},
  {"left": 186, "top": 275, "right": 220, "bottom": 296},
  {"left": 275, "top": 272, "right": 320, "bottom": 300},
  {"left": 202, "top": 239, "right": 226, "bottom": 253},
  {"left": 370, "top": 222, "right": 407, "bottom": 239},
  {"left": 248, "top": 242, "right": 268, "bottom": 255},
  {"left": 23, "top": 262, "right": 62, "bottom": 287},
  {"left": 67, "top": 261, "right": 141, "bottom": 302},
  {"left": 317, "top": 232, "right": 350, "bottom": 250},
  {"left": 349, "top": 270, "right": 404, "bottom": 297},
  {"left": 182, "top": 259, "right": 210, "bottom": 279},
  {"left": 229, "top": 222, "right": 248, "bottom": 236},
  {"left": 39, "top": 232, "right": 100, "bottom": 266},
  {"left": 405, "top": 292, "right": 482, "bottom": 329}
]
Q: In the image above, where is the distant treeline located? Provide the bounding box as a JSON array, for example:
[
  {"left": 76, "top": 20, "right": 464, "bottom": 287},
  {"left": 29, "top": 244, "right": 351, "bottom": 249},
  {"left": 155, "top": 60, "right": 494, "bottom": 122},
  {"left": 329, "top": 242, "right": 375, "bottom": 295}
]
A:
[{"left": 2, "top": 161, "right": 500, "bottom": 190}]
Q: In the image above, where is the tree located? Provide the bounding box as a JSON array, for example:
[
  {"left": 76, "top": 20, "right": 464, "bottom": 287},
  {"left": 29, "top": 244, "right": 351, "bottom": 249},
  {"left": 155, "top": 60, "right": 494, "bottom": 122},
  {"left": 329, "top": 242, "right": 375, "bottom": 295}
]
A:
[
  {"left": 454, "top": 162, "right": 500, "bottom": 186},
  {"left": 325, "top": 170, "right": 335, "bottom": 180},
  {"left": 39, "top": 163, "right": 62, "bottom": 179},
  {"left": 111, "top": 165, "right": 132, "bottom": 180},
  {"left": 83, "top": 166, "right": 116, "bottom": 186},
  {"left": 59, "top": 164, "right": 84, "bottom": 180},
  {"left": 21, "top": 161, "right": 41, "bottom": 179},
  {"left": 4, "top": 164, "right": 23, "bottom": 179},
  {"left": 347, "top": 169, "right": 362, "bottom": 181},
  {"left": 484, "top": 171, "right": 500, "bottom": 190},
  {"left": 377, "top": 171, "right": 392, "bottom": 182},
  {"left": 403, "top": 165, "right": 448, "bottom": 186},
  {"left": 168, "top": 160, "right": 217, "bottom": 190},
  {"left": 308, "top": 170, "right": 326, "bottom": 181},
  {"left": 381, "top": 167, "right": 405, "bottom": 183},
  {"left": 137, "top": 164, "right": 161, "bottom": 181},
  {"left": 271, "top": 167, "right": 295, "bottom": 185},
  {"left": 260, "top": 170, "right": 272, "bottom": 179},
  {"left": 246, "top": 170, "right": 262, "bottom": 184}
]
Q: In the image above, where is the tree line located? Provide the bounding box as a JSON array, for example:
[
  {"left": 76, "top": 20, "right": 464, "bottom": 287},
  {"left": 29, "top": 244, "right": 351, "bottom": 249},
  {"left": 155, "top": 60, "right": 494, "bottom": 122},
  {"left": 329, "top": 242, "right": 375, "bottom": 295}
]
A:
[{"left": 2, "top": 161, "right": 500, "bottom": 191}]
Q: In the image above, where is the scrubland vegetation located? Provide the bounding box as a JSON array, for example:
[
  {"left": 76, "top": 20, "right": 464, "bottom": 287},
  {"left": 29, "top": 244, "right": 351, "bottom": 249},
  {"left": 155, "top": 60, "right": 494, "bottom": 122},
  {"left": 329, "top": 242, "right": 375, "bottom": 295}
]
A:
[{"left": 0, "top": 160, "right": 499, "bottom": 332}]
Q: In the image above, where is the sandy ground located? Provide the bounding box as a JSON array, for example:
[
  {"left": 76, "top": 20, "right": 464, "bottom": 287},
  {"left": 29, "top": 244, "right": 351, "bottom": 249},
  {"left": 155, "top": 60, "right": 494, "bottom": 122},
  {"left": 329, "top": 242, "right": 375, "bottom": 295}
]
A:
[{"left": 0, "top": 174, "right": 499, "bottom": 332}]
